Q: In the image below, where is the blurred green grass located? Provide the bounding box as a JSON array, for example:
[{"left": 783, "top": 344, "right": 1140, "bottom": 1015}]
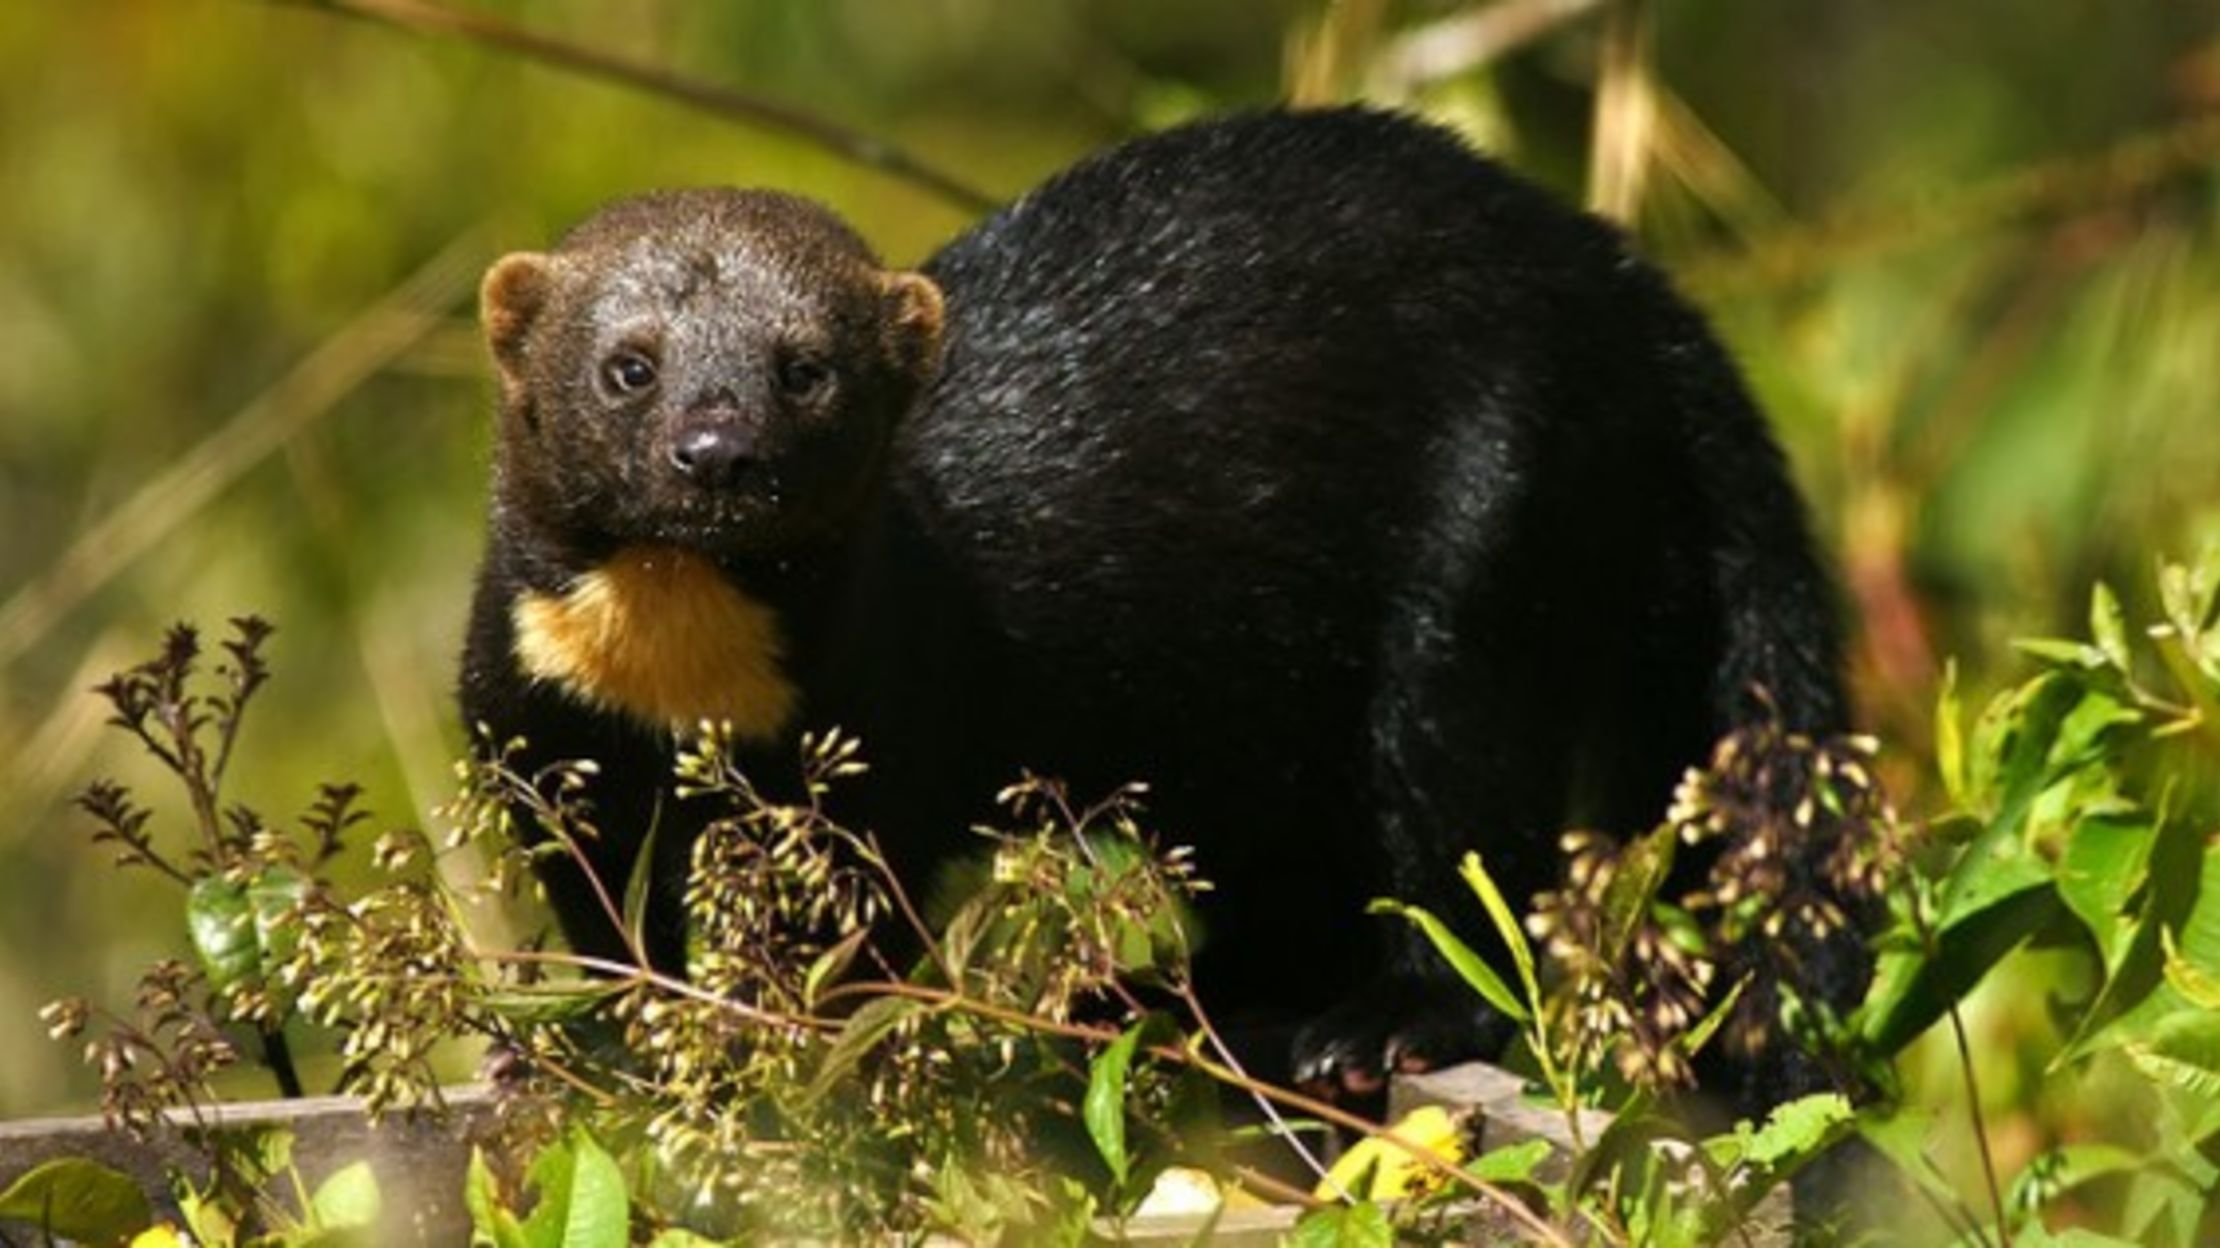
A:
[{"left": 1, "top": 4, "right": 2215, "bottom": 1218}]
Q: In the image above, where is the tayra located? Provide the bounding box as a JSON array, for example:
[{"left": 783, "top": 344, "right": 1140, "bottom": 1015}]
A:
[{"left": 459, "top": 107, "right": 1855, "bottom": 1105}]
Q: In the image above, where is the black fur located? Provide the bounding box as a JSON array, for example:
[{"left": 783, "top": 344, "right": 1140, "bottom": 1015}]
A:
[{"left": 461, "top": 108, "right": 1855, "bottom": 1109}]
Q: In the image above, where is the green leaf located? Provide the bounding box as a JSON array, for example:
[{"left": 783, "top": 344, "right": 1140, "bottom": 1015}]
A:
[
  {"left": 480, "top": 983, "right": 624, "bottom": 1026},
  {"left": 1369, "top": 899, "right": 1527, "bottom": 1023},
  {"left": 623, "top": 799, "right": 665, "bottom": 957},
  {"left": 1741, "top": 1093, "right": 1855, "bottom": 1170},
  {"left": 1935, "top": 660, "right": 1966, "bottom": 807},
  {"left": 2124, "top": 1008, "right": 2220, "bottom": 1101},
  {"left": 802, "top": 927, "right": 871, "bottom": 1010},
  {"left": 2013, "top": 1227, "right": 2150, "bottom": 1248},
  {"left": 2167, "top": 841, "right": 2220, "bottom": 986},
  {"left": 1678, "top": 976, "right": 1747, "bottom": 1063},
  {"left": 1962, "top": 671, "right": 2081, "bottom": 840},
  {"left": 2058, "top": 814, "right": 2213, "bottom": 1064},
  {"left": 2014, "top": 637, "right": 2106, "bottom": 669},
  {"left": 1467, "top": 1138, "right": 1552, "bottom": 1185},
  {"left": 465, "top": 1148, "right": 528, "bottom": 1248},
  {"left": 194, "top": 1124, "right": 290, "bottom": 1192},
  {"left": 177, "top": 1185, "right": 239, "bottom": 1247},
  {"left": 2090, "top": 581, "right": 2130, "bottom": 669},
  {"left": 2004, "top": 1142, "right": 2142, "bottom": 1215},
  {"left": 188, "top": 875, "right": 260, "bottom": 991},
  {"left": 2013, "top": 637, "right": 2109, "bottom": 670},
  {"left": 1085, "top": 1024, "right": 1143, "bottom": 1187},
  {"left": 2057, "top": 812, "right": 2158, "bottom": 970},
  {"left": 2163, "top": 927, "right": 2220, "bottom": 1008},
  {"left": 1564, "top": 1093, "right": 1674, "bottom": 1203},
  {"left": 0, "top": 1158, "right": 153, "bottom": 1243},
  {"left": 308, "top": 1161, "right": 380, "bottom": 1231},
  {"left": 187, "top": 870, "right": 308, "bottom": 998},
  {"left": 2120, "top": 1162, "right": 2207, "bottom": 1248},
  {"left": 1855, "top": 1108, "right": 1960, "bottom": 1214},
  {"left": 1288, "top": 1200, "right": 1392, "bottom": 1248},
  {"left": 248, "top": 866, "right": 308, "bottom": 969},
  {"left": 519, "top": 1129, "right": 628, "bottom": 1248},
  {"left": 1859, "top": 885, "right": 2058, "bottom": 1055},
  {"left": 1598, "top": 826, "right": 1676, "bottom": 962},
  {"left": 1934, "top": 807, "right": 2053, "bottom": 933},
  {"left": 806, "top": 994, "right": 923, "bottom": 1102},
  {"left": 1458, "top": 852, "right": 1543, "bottom": 1018}
]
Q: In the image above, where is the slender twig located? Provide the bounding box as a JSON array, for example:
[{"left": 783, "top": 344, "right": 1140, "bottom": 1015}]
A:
[
  {"left": 1905, "top": 884, "right": 2008, "bottom": 1247},
  {"left": 276, "top": 0, "right": 998, "bottom": 213},
  {"left": 474, "top": 947, "right": 834, "bottom": 1035},
  {"left": 858, "top": 829, "right": 957, "bottom": 987},
  {"left": 512, "top": 764, "right": 652, "bottom": 971},
  {"left": 1228, "top": 1163, "right": 1322, "bottom": 1210},
  {"left": 160, "top": 701, "right": 228, "bottom": 864},
  {"left": 1171, "top": 981, "right": 1343, "bottom": 1193},
  {"left": 1944, "top": 1001, "right": 2009, "bottom": 1248},
  {"left": 488, "top": 1028, "right": 622, "bottom": 1107},
  {"left": 206, "top": 648, "right": 269, "bottom": 801},
  {"left": 819, "top": 977, "right": 1577, "bottom": 1247}
]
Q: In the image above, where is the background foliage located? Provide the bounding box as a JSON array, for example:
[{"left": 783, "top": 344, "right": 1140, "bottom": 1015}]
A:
[{"left": 2, "top": 0, "right": 2217, "bottom": 1231}]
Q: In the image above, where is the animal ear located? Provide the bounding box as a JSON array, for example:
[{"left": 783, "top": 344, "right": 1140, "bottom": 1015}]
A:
[
  {"left": 480, "top": 252, "right": 554, "bottom": 378},
  {"left": 880, "top": 271, "right": 945, "bottom": 380}
]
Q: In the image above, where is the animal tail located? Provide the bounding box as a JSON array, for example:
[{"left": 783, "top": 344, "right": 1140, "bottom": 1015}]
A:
[
  {"left": 1659, "top": 289, "right": 1873, "bottom": 1109},
  {"left": 1669, "top": 317, "right": 1849, "bottom": 738}
]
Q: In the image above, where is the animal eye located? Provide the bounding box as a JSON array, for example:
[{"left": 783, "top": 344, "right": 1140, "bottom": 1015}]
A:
[
  {"left": 777, "top": 354, "right": 831, "bottom": 399},
  {"left": 601, "top": 350, "right": 658, "bottom": 396}
]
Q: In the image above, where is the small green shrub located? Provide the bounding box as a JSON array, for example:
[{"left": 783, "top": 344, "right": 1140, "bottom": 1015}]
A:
[{"left": 26, "top": 550, "right": 2220, "bottom": 1246}]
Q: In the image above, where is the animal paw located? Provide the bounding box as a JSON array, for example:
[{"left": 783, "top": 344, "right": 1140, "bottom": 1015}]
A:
[{"left": 1288, "top": 978, "right": 1513, "bottom": 1102}]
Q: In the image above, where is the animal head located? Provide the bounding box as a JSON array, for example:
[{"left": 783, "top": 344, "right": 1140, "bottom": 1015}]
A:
[{"left": 480, "top": 188, "right": 944, "bottom": 562}]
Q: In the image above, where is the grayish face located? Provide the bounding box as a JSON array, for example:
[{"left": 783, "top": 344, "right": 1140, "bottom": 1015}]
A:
[{"left": 482, "top": 188, "right": 943, "bottom": 562}]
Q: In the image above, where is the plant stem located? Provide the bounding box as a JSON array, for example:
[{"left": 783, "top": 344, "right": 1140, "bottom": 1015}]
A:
[
  {"left": 1908, "top": 879, "right": 2009, "bottom": 1248},
  {"left": 281, "top": 0, "right": 998, "bottom": 213},
  {"left": 1229, "top": 1163, "right": 1321, "bottom": 1210},
  {"left": 1172, "top": 982, "right": 1340, "bottom": 1193},
  {"left": 830, "top": 978, "right": 1582, "bottom": 1247},
  {"left": 260, "top": 1025, "right": 304, "bottom": 1099},
  {"left": 1945, "top": 1000, "right": 2010, "bottom": 1248}
]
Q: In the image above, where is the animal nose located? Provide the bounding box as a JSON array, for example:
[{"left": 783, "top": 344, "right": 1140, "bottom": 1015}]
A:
[{"left": 669, "top": 423, "right": 756, "bottom": 488}]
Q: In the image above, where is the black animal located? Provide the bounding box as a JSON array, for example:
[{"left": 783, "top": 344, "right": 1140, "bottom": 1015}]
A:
[{"left": 459, "top": 107, "right": 1853, "bottom": 1106}]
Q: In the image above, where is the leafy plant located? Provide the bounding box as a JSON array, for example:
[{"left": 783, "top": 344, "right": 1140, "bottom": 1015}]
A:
[
  {"left": 41, "top": 554, "right": 2220, "bottom": 1245},
  {"left": 1367, "top": 551, "right": 2220, "bottom": 1246},
  {"left": 42, "top": 618, "right": 392, "bottom": 1129},
  {"left": 0, "top": 1128, "right": 381, "bottom": 1248},
  {"left": 1848, "top": 550, "right": 2220, "bottom": 1247}
]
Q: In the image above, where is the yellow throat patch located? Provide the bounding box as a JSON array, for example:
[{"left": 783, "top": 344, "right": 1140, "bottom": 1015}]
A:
[{"left": 511, "top": 545, "right": 799, "bottom": 741}]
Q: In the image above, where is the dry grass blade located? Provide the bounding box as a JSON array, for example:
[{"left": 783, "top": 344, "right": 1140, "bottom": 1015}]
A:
[
  {"left": 1681, "top": 111, "right": 2220, "bottom": 293},
  {"left": 0, "top": 229, "right": 487, "bottom": 671},
  {"left": 1374, "top": 0, "right": 1604, "bottom": 90},
  {"left": 283, "top": 0, "right": 998, "bottom": 214},
  {"left": 1647, "top": 85, "right": 1789, "bottom": 243},
  {"left": 1586, "top": 0, "right": 1655, "bottom": 224},
  {"left": 2, "top": 629, "right": 133, "bottom": 811},
  {"left": 1285, "top": 0, "right": 1390, "bottom": 106}
]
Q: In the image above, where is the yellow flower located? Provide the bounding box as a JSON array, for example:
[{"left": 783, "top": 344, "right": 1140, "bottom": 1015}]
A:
[{"left": 1315, "top": 1105, "right": 1468, "bottom": 1202}]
